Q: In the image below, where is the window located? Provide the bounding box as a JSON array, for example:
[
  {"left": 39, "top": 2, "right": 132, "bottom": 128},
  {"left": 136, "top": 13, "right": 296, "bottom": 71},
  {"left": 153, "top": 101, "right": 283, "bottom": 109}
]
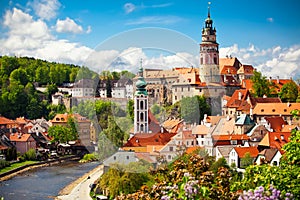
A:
[
  {"left": 231, "top": 140, "right": 237, "bottom": 145},
  {"left": 272, "top": 109, "right": 275, "bottom": 112},
  {"left": 261, "top": 109, "right": 264, "bottom": 112},
  {"left": 126, "top": 156, "right": 129, "bottom": 160},
  {"left": 114, "top": 156, "right": 116, "bottom": 160},
  {"left": 168, "top": 155, "right": 172, "bottom": 160},
  {"left": 169, "top": 146, "right": 173, "bottom": 151}
]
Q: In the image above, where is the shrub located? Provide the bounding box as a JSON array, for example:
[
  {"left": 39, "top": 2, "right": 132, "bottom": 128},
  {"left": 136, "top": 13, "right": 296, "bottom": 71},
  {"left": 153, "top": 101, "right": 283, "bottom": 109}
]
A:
[
  {"left": 0, "top": 160, "right": 11, "bottom": 169},
  {"left": 79, "top": 153, "right": 97, "bottom": 163},
  {"left": 22, "top": 149, "right": 37, "bottom": 161}
]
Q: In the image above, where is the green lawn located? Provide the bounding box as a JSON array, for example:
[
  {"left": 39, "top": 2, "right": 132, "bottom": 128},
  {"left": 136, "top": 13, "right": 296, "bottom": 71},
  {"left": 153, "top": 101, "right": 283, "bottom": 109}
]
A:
[{"left": 0, "top": 161, "right": 38, "bottom": 174}]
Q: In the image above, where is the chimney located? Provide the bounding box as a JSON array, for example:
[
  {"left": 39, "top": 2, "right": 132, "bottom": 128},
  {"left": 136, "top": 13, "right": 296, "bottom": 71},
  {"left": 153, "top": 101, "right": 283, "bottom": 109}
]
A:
[
  {"left": 280, "top": 135, "right": 284, "bottom": 141},
  {"left": 277, "top": 76, "right": 280, "bottom": 84},
  {"left": 287, "top": 102, "right": 291, "bottom": 107}
]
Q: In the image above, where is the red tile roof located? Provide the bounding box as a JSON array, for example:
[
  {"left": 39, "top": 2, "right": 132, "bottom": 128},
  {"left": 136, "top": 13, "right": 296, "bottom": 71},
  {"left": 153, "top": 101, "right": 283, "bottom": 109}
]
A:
[
  {"left": 253, "top": 103, "right": 300, "bottom": 115},
  {"left": 234, "top": 146, "right": 259, "bottom": 158},
  {"left": 123, "top": 132, "right": 176, "bottom": 147},
  {"left": 225, "top": 89, "right": 250, "bottom": 108},
  {"left": 0, "top": 116, "right": 16, "bottom": 125},
  {"left": 10, "top": 133, "right": 32, "bottom": 142},
  {"left": 264, "top": 116, "right": 286, "bottom": 132},
  {"left": 259, "top": 132, "right": 290, "bottom": 153},
  {"left": 213, "top": 134, "right": 249, "bottom": 141}
]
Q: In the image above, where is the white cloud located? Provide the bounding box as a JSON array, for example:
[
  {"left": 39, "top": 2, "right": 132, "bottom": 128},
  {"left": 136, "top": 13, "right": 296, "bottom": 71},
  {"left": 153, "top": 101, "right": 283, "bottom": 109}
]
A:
[
  {"left": 0, "top": 8, "right": 93, "bottom": 65},
  {"left": 86, "top": 25, "right": 92, "bottom": 34},
  {"left": 55, "top": 17, "right": 83, "bottom": 34},
  {"left": 29, "top": 0, "right": 61, "bottom": 20},
  {"left": 220, "top": 44, "right": 300, "bottom": 79},
  {"left": 126, "top": 15, "right": 183, "bottom": 25},
  {"left": 124, "top": 3, "right": 136, "bottom": 14},
  {"left": 123, "top": 2, "right": 172, "bottom": 14},
  {"left": 267, "top": 17, "right": 274, "bottom": 23}
]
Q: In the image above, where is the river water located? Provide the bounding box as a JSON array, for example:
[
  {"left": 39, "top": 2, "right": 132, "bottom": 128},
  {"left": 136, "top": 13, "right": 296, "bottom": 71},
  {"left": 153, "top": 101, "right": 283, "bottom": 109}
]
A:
[{"left": 0, "top": 161, "right": 100, "bottom": 200}]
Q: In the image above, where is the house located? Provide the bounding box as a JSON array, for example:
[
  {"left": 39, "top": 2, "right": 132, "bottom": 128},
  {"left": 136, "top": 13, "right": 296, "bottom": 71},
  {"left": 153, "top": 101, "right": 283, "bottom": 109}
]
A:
[
  {"left": 162, "top": 118, "right": 183, "bottom": 133},
  {"left": 229, "top": 146, "right": 259, "bottom": 168},
  {"left": 122, "top": 132, "right": 176, "bottom": 153},
  {"left": 246, "top": 124, "right": 269, "bottom": 146},
  {"left": 260, "top": 116, "right": 287, "bottom": 132},
  {"left": 111, "top": 77, "right": 133, "bottom": 99},
  {"left": 52, "top": 92, "right": 64, "bottom": 105},
  {"left": 258, "top": 132, "right": 290, "bottom": 153},
  {"left": 255, "top": 148, "right": 281, "bottom": 166},
  {"left": 215, "top": 146, "right": 235, "bottom": 164},
  {"left": 9, "top": 133, "right": 36, "bottom": 154},
  {"left": 103, "top": 150, "right": 138, "bottom": 173},
  {"left": 70, "top": 79, "right": 95, "bottom": 97},
  {"left": 51, "top": 113, "right": 91, "bottom": 148},
  {"left": 158, "top": 129, "right": 196, "bottom": 162},
  {"left": 234, "top": 114, "right": 255, "bottom": 135},
  {"left": 252, "top": 102, "right": 300, "bottom": 124}
]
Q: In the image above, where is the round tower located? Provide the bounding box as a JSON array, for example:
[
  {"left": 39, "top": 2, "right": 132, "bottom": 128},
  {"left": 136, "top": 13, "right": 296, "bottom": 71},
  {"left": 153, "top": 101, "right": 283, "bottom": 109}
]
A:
[{"left": 199, "top": 2, "right": 220, "bottom": 83}]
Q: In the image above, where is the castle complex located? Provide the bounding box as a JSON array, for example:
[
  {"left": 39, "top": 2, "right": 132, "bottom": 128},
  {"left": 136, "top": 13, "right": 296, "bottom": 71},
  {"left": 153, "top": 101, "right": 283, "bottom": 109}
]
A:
[{"left": 133, "top": 5, "right": 254, "bottom": 110}]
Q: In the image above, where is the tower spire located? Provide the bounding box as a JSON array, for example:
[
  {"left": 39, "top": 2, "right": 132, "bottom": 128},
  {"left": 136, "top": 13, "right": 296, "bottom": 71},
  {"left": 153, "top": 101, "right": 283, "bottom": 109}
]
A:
[{"left": 208, "top": 2, "right": 211, "bottom": 18}]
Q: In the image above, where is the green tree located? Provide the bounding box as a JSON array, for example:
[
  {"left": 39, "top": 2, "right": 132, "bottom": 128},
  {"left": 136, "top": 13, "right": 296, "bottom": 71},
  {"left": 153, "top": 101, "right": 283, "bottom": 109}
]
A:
[
  {"left": 45, "top": 84, "right": 58, "bottom": 102},
  {"left": 9, "top": 68, "right": 29, "bottom": 86},
  {"left": 251, "top": 70, "right": 275, "bottom": 97},
  {"left": 279, "top": 81, "right": 299, "bottom": 102},
  {"left": 240, "top": 152, "right": 253, "bottom": 169},
  {"left": 180, "top": 95, "right": 211, "bottom": 124},
  {"left": 209, "top": 157, "right": 229, "bottom": 174},
  {"left": 126, "top": 99, "right": 134, "bottom": 121},
  {"left": 101, "top": 116, "right": 125, "bottom": 147}
]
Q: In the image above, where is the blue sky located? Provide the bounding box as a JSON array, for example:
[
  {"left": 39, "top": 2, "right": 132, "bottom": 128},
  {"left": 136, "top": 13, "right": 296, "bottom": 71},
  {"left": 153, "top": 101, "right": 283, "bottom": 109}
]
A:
[{"left": 1, "top": 0, "right": 300, "bottom": 79}]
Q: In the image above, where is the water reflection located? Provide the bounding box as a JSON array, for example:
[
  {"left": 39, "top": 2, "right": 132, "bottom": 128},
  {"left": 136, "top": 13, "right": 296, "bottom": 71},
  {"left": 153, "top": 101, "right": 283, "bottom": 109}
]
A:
[{"left": 0, "top": 161, "right": 100, "bottom": 200}]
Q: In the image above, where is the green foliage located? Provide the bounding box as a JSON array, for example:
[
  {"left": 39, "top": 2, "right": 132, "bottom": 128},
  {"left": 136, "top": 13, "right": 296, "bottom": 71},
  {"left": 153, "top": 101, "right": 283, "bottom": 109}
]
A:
[
  {"left": 151, "top": 103, "right": 167, "bottom": 123},
  {"left": 233, "top": 164, "right": 300, "bottom": 199},
  {"left": 116, "top": 154, "right": 238, "bottom": 200},
  {"left": 126, "top": 99, "right": 134, "bottom": 121},
  {"left": 209, "top": 157, "right": 229, "bottom": 173},
  {"left": 0, "top": 160, "right": 11, "bottom": 169},
  {"left": 79, "top": 153, "right": 98, "bottom": 163},
  {"left": 279, "top": 81, "right": 299, "bottom": 102},
  {"left": 23, "top": 149, "right": 37, "bottom": 161},
  {"left": 240, "top": 152, "right": 253, "bottom": 169},
  {"left": 101, "top": 116, "right": 126, "bottom": 147},
  {"left": 97, "top": 132, "right": 117, "bottom": 161},
  {"left": 48, "top": 117, "right": 78, "bottom": 144},
  {"left": 5, "top": 148, "right": 17, "bottom": 161},
  {"left": 72, "top": 100, "right": 96, "bottom": 120},
  {"left": 251, "top": 70, "right": 276, "bottom": 97},
  {"left": 97, "top": 161, "right": 153, "bottom": 198},
  {"left": 179, "top": 95, "right": 211, "bottom": 124}
]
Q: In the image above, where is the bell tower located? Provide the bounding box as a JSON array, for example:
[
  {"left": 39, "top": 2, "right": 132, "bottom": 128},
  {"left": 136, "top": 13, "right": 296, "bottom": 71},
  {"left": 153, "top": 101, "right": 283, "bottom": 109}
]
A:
[
  {"left": 199, "top": 2, "right": 220, "bottom": 83},
  {"left": 134, "top": 59, "right": 149, "bottom": 134}
]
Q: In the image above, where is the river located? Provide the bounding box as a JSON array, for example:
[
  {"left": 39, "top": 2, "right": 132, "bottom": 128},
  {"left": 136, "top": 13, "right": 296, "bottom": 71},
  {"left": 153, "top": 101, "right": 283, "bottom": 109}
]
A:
[{"left": 0, "top": 161, "right": 100, "bottom": 200}]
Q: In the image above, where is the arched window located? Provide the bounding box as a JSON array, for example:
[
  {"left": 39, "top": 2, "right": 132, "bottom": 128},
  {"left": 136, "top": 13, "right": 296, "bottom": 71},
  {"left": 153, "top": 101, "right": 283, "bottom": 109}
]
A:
[
  {"left": 140, "top": 100, "right": 144, "bottom": 110},
  {"left": 140, "top": 124, "right": 144, "bottom": 133},
  {"left": 140, "top": 112, "right": 144, "bottom": 122}
]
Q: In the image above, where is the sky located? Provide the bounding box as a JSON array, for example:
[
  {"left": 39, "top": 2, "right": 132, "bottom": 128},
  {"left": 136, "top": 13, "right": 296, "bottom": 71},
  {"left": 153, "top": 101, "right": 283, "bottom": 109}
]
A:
[{"left": 0, "top": 0, "right": 300, "bottom": 79}]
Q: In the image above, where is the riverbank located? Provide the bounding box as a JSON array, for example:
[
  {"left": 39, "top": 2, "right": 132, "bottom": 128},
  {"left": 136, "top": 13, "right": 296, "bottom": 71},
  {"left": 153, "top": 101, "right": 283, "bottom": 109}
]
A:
[
  {"left": 56, "top": 164, "right": 103, "bottom": 200},
  {"left": 0, "top": 155, "right": 80, "bottom": 182}
]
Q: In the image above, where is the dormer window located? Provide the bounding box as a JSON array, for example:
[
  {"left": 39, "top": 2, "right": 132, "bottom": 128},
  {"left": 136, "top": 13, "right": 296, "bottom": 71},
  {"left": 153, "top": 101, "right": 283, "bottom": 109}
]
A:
[
  {"left": 261, "top": 109, "right": 264, "bottom": 112},
  {"left": 272, "top": 109, "right": 275, "bottom": 112}
]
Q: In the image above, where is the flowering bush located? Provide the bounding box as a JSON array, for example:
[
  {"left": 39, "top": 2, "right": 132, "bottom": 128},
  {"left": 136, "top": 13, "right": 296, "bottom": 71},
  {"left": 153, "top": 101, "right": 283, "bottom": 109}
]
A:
[{"left": 239, "top": 185, "right": 294, "bottom": 200}]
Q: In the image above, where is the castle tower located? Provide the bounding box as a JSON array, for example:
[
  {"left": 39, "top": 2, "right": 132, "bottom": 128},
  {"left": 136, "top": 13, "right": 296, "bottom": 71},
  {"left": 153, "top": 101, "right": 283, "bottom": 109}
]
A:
[
  {"left": 199, "top": 2, "right": 220, "bottom": 83},
  {"left": 134, "top": 60, "right": 149, "bottom": 134}
]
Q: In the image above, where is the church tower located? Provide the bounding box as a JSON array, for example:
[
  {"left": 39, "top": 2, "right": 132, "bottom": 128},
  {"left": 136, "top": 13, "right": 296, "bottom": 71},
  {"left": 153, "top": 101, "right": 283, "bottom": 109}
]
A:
[
  {"left": 134, "top": 60, "right": 149, "bottom": 134},
  {"left": 199, "top": 2, "right": 220, "bottom": 83}
]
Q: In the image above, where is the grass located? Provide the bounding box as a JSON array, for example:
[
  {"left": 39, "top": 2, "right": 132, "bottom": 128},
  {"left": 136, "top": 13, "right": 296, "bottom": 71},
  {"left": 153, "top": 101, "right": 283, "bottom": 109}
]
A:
[{"left": 0, "top": 160, "right": 38, "bottom": 174}]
